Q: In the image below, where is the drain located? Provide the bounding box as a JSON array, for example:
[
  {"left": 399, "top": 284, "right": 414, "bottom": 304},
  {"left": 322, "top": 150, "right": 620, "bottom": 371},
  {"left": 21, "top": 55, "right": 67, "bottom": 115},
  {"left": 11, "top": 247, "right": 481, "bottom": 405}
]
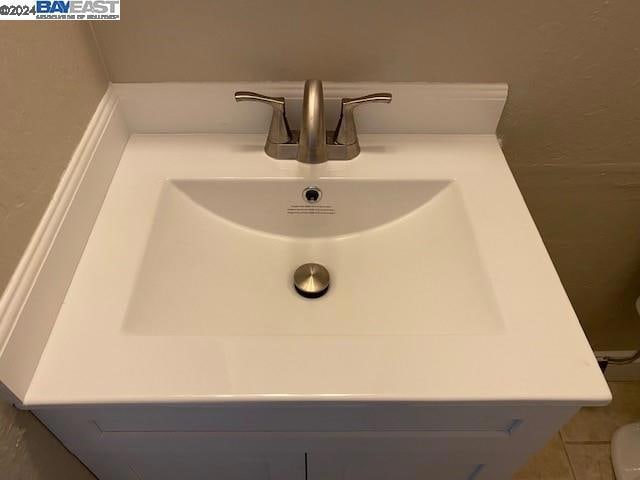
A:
[
  {"left": 302, "top": 186, "right": 322, "bottom": 204},
  {"left": 294, "top": 263, "right": 330, "bottom": 299}
]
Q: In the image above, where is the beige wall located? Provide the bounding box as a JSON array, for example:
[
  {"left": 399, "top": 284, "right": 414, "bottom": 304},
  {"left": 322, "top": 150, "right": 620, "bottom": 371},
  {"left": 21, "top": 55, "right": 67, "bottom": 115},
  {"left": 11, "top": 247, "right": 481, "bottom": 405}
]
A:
[
  {"left": 0, "top": 23, "right": 107, "bottom": 479},
  {"left": 94, "top": 0, "right": 640, "bottom": 349}
]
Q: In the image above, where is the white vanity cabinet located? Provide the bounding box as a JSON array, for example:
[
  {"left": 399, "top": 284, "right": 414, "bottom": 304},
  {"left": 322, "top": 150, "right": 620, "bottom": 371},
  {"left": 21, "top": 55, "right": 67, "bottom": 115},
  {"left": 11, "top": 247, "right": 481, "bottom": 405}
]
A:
[{"left": 35, "top": 403, "right": 577, "bottom": 480}]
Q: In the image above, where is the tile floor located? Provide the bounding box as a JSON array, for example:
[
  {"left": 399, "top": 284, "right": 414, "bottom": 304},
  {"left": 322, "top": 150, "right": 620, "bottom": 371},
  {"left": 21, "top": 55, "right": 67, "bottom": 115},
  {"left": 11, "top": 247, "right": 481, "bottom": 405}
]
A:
[{"left": 513, "top": 381, "right": 640, "bottom": 479}]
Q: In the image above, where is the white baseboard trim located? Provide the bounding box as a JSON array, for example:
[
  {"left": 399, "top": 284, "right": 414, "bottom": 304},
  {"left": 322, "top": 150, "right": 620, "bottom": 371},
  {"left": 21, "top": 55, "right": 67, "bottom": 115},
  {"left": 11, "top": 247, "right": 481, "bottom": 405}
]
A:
[
  {"left": 595, "top": 351, "right": 640, "bottom": 381},
  {"left": 0, "top": 85, "right": 129, "bottom": 404}
]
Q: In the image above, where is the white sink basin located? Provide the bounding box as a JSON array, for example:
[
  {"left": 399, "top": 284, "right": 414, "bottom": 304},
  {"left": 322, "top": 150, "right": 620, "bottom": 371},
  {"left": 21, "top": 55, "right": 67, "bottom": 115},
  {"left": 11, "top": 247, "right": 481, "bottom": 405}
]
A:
[
  {"left": 14, "top": 132, "right": 607, "bottom": 406},
  {"left": 125, "top": 178, "right": 502, "bottom": 336}
]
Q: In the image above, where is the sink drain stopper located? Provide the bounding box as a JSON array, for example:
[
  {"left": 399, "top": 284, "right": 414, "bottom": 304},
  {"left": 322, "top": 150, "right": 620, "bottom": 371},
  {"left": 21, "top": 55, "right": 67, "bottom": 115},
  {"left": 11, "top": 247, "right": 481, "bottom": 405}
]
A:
[{"left": 294, "top": 263, "right": 330, "bottom": 299}]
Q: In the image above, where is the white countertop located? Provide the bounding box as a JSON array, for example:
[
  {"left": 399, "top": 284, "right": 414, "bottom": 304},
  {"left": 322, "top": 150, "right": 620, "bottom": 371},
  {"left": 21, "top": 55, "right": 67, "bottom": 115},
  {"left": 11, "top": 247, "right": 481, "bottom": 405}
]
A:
[{"left": 25, "top": 134, "right": 610, "bottom": 406}]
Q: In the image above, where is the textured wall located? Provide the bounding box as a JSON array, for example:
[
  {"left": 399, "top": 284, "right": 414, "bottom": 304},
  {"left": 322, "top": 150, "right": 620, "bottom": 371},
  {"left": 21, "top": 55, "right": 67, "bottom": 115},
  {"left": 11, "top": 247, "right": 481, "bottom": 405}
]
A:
[
  {"left": 0, "top": 23, "right": 107, "bottom": 479},
  {"left": 94, "top": 0, "right": 640, "bottom": 349}
]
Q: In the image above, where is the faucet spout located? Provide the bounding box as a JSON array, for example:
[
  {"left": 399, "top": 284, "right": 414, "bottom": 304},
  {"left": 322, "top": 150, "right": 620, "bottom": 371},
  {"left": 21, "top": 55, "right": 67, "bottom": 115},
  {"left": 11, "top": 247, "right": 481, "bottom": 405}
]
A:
[{"left": 297, "top": 79, "right": 328, "bottom": 164}]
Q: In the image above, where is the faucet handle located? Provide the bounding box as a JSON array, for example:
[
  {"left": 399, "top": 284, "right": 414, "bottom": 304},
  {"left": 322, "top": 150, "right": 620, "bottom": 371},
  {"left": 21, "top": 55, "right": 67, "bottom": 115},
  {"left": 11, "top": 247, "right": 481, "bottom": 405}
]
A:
[
  {"left": 333, "top": 93, "right": 392, "bottom": 146},
  {"left": 234, "top": 91, "right": 292, "bottom": 144}
]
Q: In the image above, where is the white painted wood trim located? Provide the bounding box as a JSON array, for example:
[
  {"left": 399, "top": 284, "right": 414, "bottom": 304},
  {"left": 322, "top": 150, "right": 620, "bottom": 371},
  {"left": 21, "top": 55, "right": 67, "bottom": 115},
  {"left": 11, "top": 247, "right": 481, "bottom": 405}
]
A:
[
  {"left": 0, "top": 86, "right": 129, "bottom": 404},
  {"left": 0, "top": 90, "right": 117, "bottom": 349},
  {"left": 112, "top": 82, "right": 507, "bottom": 136}
]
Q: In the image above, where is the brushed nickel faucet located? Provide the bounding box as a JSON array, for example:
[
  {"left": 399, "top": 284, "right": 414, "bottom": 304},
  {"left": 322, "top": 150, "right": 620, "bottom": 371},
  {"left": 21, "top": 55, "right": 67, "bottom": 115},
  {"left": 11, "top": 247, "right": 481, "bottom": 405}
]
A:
[
  {"left": 234, "top": 80, "right": 391, "bottom": 163},
  {"left": 297, "top": 79, "right": 328, "bottom": 164}
]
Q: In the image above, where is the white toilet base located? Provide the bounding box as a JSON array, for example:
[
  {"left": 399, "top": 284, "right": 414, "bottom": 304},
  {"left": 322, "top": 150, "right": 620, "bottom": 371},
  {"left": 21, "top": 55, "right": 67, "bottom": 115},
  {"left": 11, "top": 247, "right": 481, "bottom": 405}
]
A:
[{"left": 612, "top": 422, "right": 640, "bottom": 480}]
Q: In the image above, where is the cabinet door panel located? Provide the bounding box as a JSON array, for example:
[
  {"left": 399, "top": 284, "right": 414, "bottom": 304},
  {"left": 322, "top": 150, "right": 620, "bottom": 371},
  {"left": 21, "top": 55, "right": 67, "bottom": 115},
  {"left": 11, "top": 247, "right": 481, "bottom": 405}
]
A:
[
  {"left": 128, "top": 454, "right": 286, "bottom": 480},
  {"left": 126, "top": 451, "right": 303, "bottom": 480},
  {"left": 309, "top": 453, "right": 483, "bottom": 480},
  {"left": 85, "top": 431, "right": 306, "bottom": 480}
]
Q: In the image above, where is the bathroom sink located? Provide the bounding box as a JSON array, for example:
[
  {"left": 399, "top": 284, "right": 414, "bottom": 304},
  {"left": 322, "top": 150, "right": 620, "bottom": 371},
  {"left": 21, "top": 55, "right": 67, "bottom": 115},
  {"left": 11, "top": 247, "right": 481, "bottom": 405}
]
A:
[
  {"left": 124, "top": 178, "right": 502, "bottom": 336},
  {"left": 20, "top": 132, "right": 608, "bottom": 405},
  {"left": 0, "top": 83, "right": 609, "bottom": 480}
]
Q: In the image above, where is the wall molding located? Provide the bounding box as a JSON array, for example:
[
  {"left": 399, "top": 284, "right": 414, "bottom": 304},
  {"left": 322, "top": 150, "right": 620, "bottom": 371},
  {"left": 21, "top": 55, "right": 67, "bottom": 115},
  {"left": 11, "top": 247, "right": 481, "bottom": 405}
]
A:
[{"left": 0, "top": 86, "right": 129, "bottom": 405}]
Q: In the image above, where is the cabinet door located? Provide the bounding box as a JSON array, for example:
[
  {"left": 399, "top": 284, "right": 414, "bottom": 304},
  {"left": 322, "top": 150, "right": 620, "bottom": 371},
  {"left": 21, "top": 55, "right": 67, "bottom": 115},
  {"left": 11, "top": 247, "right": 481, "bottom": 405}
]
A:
[
  {"left": 308, "top": 453, "right": 484, "bottom": 480},
  {"left": 126, "top": 451, "right": 304, "bottom": 480}
]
